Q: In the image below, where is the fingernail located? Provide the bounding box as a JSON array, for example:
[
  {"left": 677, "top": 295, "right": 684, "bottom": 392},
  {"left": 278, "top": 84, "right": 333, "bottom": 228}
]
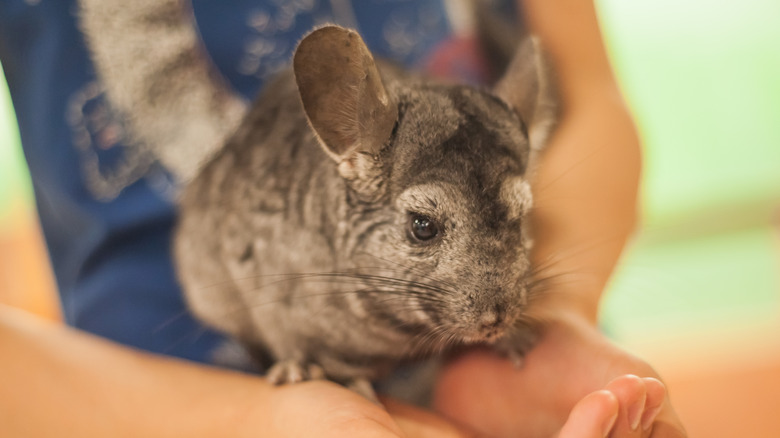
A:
[
  {"left": 602, "top": 411, "right": 618, "bottom": 437},
  {"left": 628, "top": 396, "right": 645, "bottom": 431},
  {"left": 642, "top": 405, "right": 663, "bottom": 431}
]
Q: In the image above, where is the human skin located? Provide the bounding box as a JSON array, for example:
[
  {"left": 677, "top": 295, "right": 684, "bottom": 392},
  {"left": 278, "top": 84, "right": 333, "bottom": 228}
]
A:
[
  {"left": 0, "top": 1, "right": 687, "bottom": 436},
  {"left": 1, "top": 303, "right": 633, "bottom": 438}
]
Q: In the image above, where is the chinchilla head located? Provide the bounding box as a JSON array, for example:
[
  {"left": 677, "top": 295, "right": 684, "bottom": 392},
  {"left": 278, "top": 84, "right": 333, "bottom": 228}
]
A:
[{"left": 294, "top": 26, "right": 552, "bottom": 346}]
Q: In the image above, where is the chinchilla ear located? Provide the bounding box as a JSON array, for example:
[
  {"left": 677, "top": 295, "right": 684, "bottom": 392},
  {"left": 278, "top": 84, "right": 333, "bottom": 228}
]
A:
[
  {"left": 294, "top": 26, "right": 397, "bottom": 167},
  {"left": 493, "top": 37, "right": 557, "bottom": 153}
]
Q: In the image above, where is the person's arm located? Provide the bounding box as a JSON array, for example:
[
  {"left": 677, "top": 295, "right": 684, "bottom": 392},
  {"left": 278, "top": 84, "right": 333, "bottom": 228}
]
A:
[
  {"left": 521, "top": 5, "right": 687, "bottom": 435},
  {"left": 524, "top": 0, "right": 641, "bottom": 322},
  {"left": 432, "top": 2, "right": 686, "bottom": 437},
  {"left": 0, "top": 304, "right": 455, "bottom": 438},
  {"left": 2, "top": 303, "right": 637, "bottom": 438}
]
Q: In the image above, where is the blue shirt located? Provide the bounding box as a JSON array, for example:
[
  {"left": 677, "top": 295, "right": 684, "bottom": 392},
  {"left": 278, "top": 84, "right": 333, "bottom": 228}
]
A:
[{"left": 0, "top": 0, "right": 501, "bottom": 365}]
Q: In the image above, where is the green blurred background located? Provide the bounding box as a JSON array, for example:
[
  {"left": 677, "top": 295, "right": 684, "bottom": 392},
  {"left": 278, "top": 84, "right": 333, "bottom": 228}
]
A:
[
  {"left": 596, "top": 0, "right": 780, "bottom": 344},
  {"left": 1, "top": 1, "right": 779, "bottom": 435},
  {"left": 1, "top": 0, "right": 779, "bottom": 362},
  {"left": 0, "top": 61, "right": 29, "bottom": 225}
]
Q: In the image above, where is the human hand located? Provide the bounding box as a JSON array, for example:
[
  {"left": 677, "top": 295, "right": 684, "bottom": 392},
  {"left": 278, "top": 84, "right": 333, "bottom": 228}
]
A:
[
  {"left": 260, "top": 370, "right": 659, "bottom": 438},
  {"left": 256, "top": 355, "right": 664, "bottom": 438},
  {"left": 432, "top": 313, "right": 687, "bottom": 438},
  {"left": 257, "top": 378, "right": 474, "bottom": 438}
]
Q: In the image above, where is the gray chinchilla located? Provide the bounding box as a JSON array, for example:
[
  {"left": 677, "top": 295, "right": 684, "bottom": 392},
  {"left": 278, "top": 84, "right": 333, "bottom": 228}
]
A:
[{"left": 78, "top": 0, "right": 557, "bottom": 398}]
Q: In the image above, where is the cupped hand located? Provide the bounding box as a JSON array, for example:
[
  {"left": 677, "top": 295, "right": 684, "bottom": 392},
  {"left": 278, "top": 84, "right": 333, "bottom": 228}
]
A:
[
  {"left": 432, "top": 313, "right": 688, "bottom": 438},
  {"left": 259, "top": 360, "right": 653, "bottom": 438},
  {"left": 261, "top": 378, "right": 475, "bottom": 438}
]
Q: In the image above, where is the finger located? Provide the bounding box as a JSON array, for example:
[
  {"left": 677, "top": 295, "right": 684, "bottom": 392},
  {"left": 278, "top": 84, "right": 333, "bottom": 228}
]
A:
[
  {"left": 604, "top": 374, "right": 646, "bottom": 437},
  {"left": 645, "top": 382, "right": 689, "bottom": 437},
  {"left": 640, "top": 378, "right": 666, "bottom": 432},
  {"left": 558, "top": 390, "right": 619, "bottom": 438}
]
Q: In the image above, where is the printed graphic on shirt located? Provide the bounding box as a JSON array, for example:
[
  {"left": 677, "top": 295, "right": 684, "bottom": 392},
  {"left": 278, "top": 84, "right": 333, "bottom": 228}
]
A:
[
  {"left": 66, "top": 81, "right": 175, "bottom": 201},
  {"left": 238, "top": 0, "right": 332, "bottom": 80},
  {"left": 67, "top": 0, "right": 455, "bottom": 201}
]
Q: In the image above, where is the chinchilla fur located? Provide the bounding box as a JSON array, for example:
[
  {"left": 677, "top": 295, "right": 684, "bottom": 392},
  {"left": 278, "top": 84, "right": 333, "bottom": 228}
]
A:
[{"left": 78, "top": 0, "right": 557, "bottom": 396}]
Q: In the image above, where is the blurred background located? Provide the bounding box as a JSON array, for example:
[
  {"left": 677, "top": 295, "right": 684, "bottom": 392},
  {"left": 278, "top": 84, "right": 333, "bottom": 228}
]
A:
[
  {"left": 597, "top": 1, "right": 780, "bottom": 436},
  {"left": 1, "top": 0, "right": 779, "bottom": 436}
]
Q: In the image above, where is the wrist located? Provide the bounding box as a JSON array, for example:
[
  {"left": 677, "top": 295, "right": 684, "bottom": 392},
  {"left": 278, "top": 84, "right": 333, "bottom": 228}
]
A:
[{"left": 0, "top": 305, "right": 280, "bottom": 438}]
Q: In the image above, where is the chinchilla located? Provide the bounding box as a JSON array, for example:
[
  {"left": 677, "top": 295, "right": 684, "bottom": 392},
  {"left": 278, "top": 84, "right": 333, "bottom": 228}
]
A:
[{"left": 78, "top": 0, "right": 557, "bottom": 398}]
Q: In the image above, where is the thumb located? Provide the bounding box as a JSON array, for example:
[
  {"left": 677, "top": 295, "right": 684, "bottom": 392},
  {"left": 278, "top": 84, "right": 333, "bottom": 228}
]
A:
[{"left": 557, "top": 390, "right": 619, "bottom": 438}]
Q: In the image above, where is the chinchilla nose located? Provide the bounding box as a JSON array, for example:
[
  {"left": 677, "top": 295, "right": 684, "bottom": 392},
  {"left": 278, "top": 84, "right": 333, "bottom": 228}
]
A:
[{"left": 479, "top": 305, "right": 505, "bottom": 330}]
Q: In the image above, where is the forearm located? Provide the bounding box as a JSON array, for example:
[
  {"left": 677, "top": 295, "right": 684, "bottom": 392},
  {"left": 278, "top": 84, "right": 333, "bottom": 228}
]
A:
[
  {"left": 530, "top": 100, "right": 640, "bottom": 322},
  {"left": 521, "top": 0, "right": 623, "bottom": 107},
  {"left": 520, "top": 0, "right": 641, "bottom": 322},
  {"left": 0, "top": 305, "right": 276, "bottom": 438}
]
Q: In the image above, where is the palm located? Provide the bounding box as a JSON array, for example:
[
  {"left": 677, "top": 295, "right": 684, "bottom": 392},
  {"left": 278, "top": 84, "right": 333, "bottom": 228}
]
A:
[{"left": 432, "top": 316, "right": 687, "bottom": 437}]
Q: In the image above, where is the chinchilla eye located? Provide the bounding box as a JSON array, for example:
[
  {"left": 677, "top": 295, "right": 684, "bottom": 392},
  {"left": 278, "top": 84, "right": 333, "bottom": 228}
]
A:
[{"left": 407, "top": 213, "right": 440, "bottom": 242}]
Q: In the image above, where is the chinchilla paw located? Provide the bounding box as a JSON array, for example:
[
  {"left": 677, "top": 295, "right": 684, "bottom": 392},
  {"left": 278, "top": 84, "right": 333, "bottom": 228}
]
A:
[
  {"left": 346, "top": 377, "right": 379, "bottom": 403},
  {"left": 266, "top": 360, "right": 325, "bottom": 385}
]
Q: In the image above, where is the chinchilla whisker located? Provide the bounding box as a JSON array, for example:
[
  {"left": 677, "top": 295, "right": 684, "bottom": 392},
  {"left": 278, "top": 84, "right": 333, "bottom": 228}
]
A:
[
  {"left": 197, "top": 270, "right": 460, "bottom": 312},
  {"left": 257, "top": 275, "right": 452, "bottom": 302},
  {"left": 438, "top": 328, "right": 461, "bottom": 355},
  {"left": 408, "top": 327, "right": 440, "bottom": 355},
  {"left": 528, "top": 232, "right": 630, "bottom": 277},
  {"left": 533, "top": 146, "right": 604, "bottom": 194},
  {"left": 160, "top": 325, "right": 210, "bottom": 355},
  {"left": 372, "top": 259, "right": 459, "bottom": 291},
  {"left": 443, "top": 331, "right": 460, "bottom": 353},
  {"left": 196, "top": 267, "right": 404, "bottom": 292},
  {"left": 341, "top": 272, "right": 456, "bottom": 296},
  {"left": 353, "top": 252, "right": 460, "bottom": 290},
  {"left": 151, "top": 309, "right": 193, "bottom": 333},
  {"left": 525, "top": 261, "right": 590, "bottom": 296},
  {"left": 240, "top": 270, "right": 395, "bottom": 291},
  {"left": 525, "top": 270, "right": 578, "bottom": 289},
  {"left": 411, "top": 324, "right": 453, "bottom": 356},
  {"left": 406, "top": 324, "right": 436, "bottom": 350},
  {"left": 193, "top": 273, "right": 313, "bottom": 293},
  {"left": 510, "top": 311, "right": 542, "bottom": 329},
  {"left": 526, "top": 256, "right": 560, "bottom": 278},
  {"left": 373, "top": 296, "right": 448, "bottom": 310},
  {"left": 296, "top": 272, "right": 455, "bottom": 296},
  {"left": 429, "top": 329, "right": 451, "bottom": 356},
  {"left": 241, "top": 287, "right": 448, "bottom": 312},
  {"left": 371, "top": 291, "right": 447, "bottom": 304},
  {"left": 218, "top": 271, "right": 453, "bottom": 298},
  {"left": 525, "top": 265, "right": 605, "bottom": 300}
]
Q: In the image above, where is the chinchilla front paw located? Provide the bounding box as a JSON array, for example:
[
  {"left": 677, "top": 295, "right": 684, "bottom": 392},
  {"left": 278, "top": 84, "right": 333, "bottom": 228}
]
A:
[
  {"left": 346, "top": 377, "right": 379, "bottom": 403},
  {"left": 266, "top": 359, "right": 326, "bottom": 385},
  {"left": 266, "top": 361, "right": 379, "bottom": 403}
]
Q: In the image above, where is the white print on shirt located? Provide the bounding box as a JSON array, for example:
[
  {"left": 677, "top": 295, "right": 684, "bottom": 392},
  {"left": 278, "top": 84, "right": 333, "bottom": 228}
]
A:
[{"left": 66, "top": 81, "right": 175, "bottom": 201}]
